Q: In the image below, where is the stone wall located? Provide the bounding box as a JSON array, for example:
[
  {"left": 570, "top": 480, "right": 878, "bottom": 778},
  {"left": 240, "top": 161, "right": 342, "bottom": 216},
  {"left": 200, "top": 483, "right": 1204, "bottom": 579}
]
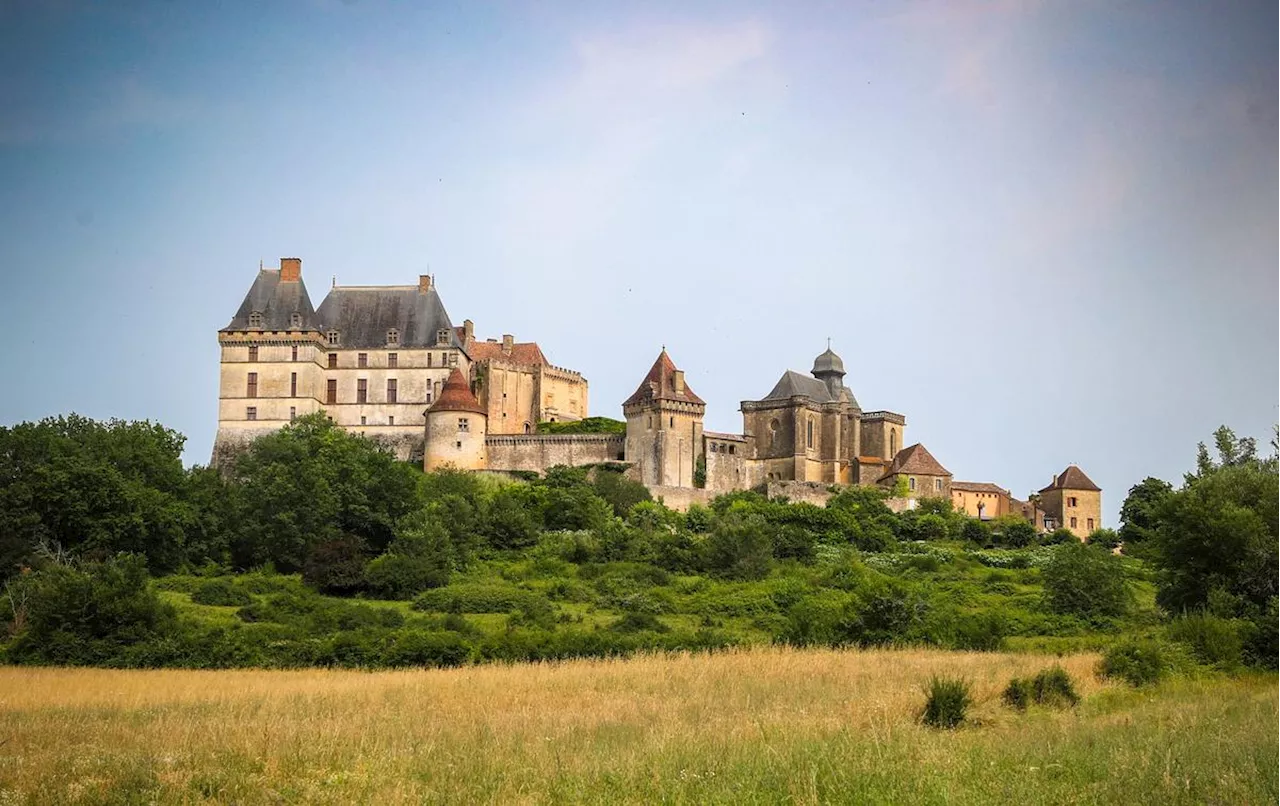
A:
[
  {"left": 647, "top": 485, "right": 717, "bottom": 512},
  {"left": 764, "top": 480, "right": 834, "bottom": 506},
  {"left": 485, "top": 433, "right": 625, "bottom": 474}
]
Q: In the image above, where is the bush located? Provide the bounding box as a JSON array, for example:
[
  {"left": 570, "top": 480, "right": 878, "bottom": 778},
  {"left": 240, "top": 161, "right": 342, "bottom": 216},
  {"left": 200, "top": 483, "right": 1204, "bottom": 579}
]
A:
[
  {"left": 992, "top": 516, "right": 1037, "bottom": 548},
  {"left": 1002, "top": 677, "right": 1032, "bottom": 711},
  {"left": 961, "top": 519, "right": 992, "bottom": 546},
  {"left": 951, "top": 612, "right": 1007, "bottom": 652},
  {"left": 610, "top": 610, "right": 669, "bottom": 633},
  {"left": 190, "top": 579, "right": 252, "bottom": 607},
  {"left": 1167, "top": 611, "right": 1243, "bottom": 670},
  {"left": 921, "top": 676, "right": 971, "bottom": 729},
  {"left": 412, "top": 583, "right": 540, "bottom": 614},
  {"left": 702, "top": 513, "right": 772, "bottom": 581},
  {"left": 1042, "top": 542, "right": 1130, "bottom": 620},
  {"left": 301, "top": 535, "right": 369, "bottom": 595},
  {"left": 1100, "top": 639, "right": 1172, "bottom": 686},
  {"left": 1030, "top": 665, "right": 1079, "bottom": 707},
  {"left": 1042, "top": 528, "right": 1078, "bottom": 545}
]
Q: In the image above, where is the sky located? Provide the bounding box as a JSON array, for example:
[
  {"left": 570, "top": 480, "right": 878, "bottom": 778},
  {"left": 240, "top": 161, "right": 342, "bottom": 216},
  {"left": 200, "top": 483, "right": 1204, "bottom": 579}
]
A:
[{"left": 0, "top": 0, "right": 1275, "bottom": 523}]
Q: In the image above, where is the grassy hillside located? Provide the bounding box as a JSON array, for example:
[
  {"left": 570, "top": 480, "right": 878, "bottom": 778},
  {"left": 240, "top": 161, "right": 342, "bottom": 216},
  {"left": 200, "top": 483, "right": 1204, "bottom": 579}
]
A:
[{"left": 0, "top": 648, "right": 1273, "bottom": 804}]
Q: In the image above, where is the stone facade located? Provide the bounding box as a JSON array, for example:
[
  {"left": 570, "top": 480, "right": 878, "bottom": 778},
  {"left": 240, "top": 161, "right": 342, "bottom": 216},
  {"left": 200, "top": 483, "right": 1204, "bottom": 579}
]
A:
[
  {"left": 461, "top": 323, "right": 589, "bottom": 434},
  {"left": 485, "top": 434, "right": 625, "bottom": 474},
  {"left": 1037, "top": 466, "right": 1103, "bottom": 539},
  {"left": 951, "top": 482, "right": 1012, "bottom": 520}
]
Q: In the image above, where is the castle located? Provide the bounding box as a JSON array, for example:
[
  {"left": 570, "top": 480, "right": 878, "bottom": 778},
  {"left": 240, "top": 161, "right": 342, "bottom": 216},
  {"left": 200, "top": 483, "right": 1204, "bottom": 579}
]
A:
[{"left": 216, "top": 260, "right": 1101, "bottom": 537}]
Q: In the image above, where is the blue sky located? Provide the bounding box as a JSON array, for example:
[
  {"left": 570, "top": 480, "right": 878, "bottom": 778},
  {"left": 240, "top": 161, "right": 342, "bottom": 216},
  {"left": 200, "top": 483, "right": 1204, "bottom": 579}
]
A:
[{"left": 0, "top": 0, "right": 1275, "bottom": 521}]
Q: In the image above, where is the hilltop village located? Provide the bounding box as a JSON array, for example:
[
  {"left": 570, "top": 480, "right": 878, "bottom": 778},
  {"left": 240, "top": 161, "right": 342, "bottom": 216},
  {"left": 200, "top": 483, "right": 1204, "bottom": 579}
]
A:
[{"left": 215, "top": 259, "right": 1102, "bottom": 537}]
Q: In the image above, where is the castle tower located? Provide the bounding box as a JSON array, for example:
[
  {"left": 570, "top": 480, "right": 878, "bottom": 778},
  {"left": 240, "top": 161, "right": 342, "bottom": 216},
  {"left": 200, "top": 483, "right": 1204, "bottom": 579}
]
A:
[
  {"left": 623, "top": 350, "right": 706, "bottom": 488},
  {"left": 424, "top": 368, "right": 488, "bottom": 471},
  {"left": 1038, "top": 465, "right": 1102, "bottom": 539}
]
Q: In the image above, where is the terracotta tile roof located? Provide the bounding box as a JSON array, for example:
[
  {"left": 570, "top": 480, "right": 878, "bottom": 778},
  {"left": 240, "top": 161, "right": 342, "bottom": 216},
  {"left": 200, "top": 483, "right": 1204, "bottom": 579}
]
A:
[
  {"left": 881, "top": 443, "right": 951, "bottom": 478},
  {"left": 952, "top": 481, "right": 1009, "bottom": 495},
  {"left": 464, "top": 338, "right": 549, "bottom": 367},
  {"left": 623, "top": 350, "right": 705, "bottom": 407},
  {"left": 857, "top": 456, "right": 887, "bottom": 464},
  {"left": 430, "top": 368, "right": 486, "bottom": 415},
  {"left": 1039, "top": 465, "right": 1101, "bottom": 493}
]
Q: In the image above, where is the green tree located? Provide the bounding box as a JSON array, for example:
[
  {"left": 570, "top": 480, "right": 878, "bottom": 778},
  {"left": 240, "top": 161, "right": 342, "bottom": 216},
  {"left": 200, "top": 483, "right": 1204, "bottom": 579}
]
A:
[
  {"left": 302, "top": 535, "right": 370, "bottom": 595},
  {"left": 1118, "top": 477, "right": 1174, "bottom": 547},
  {"left": 1041, "top": 542, "right": 1130, "bottom": 620},
  {"left": 991, "top": 515, "right": 1037, "bottom": 548},
  {"left": 702, "top": 512, "right": 773, "bottom": 580},
  {"left": 365, "top": 513, "right": 452, "bottom": 599},
  {"left": 591, "top": 468, "right": 652, "bottom": 518},
  {"left": 230, "top": 414, "right": 421, "bottom": 571},
  {"left": 482, "top": 487, "right": 540, "bottom": 551}
]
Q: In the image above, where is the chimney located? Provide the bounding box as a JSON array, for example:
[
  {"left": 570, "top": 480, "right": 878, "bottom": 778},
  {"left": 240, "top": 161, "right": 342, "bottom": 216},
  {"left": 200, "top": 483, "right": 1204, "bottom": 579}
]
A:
[
  {"left": 419, "top": 275, "right": 432, "bottom": 294},
  {"left": 280, "top": 257, "right": 302, "bottom": 282},
  {"left": 502, "top": 334, "right": 513, "bottom": 353},
  {"left": 463, "top": 319, "right": 474, "bottom": 344},
  {"left": 673, "top": 370, "right": 685, "bottom": 395}
]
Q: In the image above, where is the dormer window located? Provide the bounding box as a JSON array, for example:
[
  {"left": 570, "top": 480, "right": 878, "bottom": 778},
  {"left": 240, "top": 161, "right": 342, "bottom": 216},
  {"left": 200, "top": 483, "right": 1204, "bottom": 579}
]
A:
[
  {"left": 387, "top": 328, "right": 400, "bottom": 346},
  {"left": 290, "top": 312, "right": 303, "bottom": 328},
  {"left": 436, "top": 328, "right": 451, "bottom": 346},
  {"left": 248, "top": 311, "right": 263, "bottom": 329},
  {"left": 327, "top": 330, "right": 340, "bottom": 346}
]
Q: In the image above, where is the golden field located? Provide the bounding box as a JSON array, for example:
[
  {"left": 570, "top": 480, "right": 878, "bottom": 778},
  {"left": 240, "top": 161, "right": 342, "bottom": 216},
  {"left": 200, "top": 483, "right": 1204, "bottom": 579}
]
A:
[{"left": 0, "top": 648, "right": 1274, "bottom": 804}]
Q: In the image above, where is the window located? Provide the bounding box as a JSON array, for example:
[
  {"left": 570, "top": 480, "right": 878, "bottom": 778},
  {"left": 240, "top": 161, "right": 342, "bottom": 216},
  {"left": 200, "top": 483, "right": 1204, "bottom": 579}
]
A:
[
  {"left": 290, "top": 372, "right": 297, "bottom": 397},
  {"left": 729, "top": 445, "right": 735, "bottom": 455},
  {"left": 426, "top": 389, "right": 433, "bottom": 404},
  {"left": 1068, "top": 496, "right": 1078, "bottom": 507},
  {"left": 908, "top": 477, "right": 916, "bottom": 491},
  {"left": 669, "top": 416, "right": 674, "bottom": 428},
  {"left": 326, "top": 379, "right": 337, "bottom": 404},
  {"left": 387, "top": 328, "right": 399, "bottom": 346},
  {"left": 361, "top": 416, "right": 366, "bottom": 425},
  {"left": 388, "top": 416, "right": 395, "bottom": 426},
  {"left": 456, "top": 441, "right": 462, "bottom": 449},
  {"left": 387, "top": 353, "right": 397, "bottom": 368},
  {"left": 358, "top": 353, "right": 368, "bottom": 368},
  {"left": 289, "top": 407, "right": 296, "bottom": 421},
  {"left": 437, "top": 328, "right": 450, "bottom": 345},
  {"left": 249, "top": 311, "right": 263, "bottom": 328},
  {"left": 248, "top": 346, "right": 258, "bottom": 362},
  {"left": 246, "top": 406, "right": 257, "bottom": 421},
  {"left": 327, "top": 330, "right": 340, "bottom": 346},
  {"left": 935, "top": 478, "right": 943, "bottom": 492},
  {"left": 246, "top": 372, "right": 258, "bottom": 398},
  {"left": 458, "top": 417, "right": 469, "bottom": 432},
  {"left": 357, "top": 378, "right": 367, "bottom": 403},
  {"left": 427, "top": 353, "right": 433, "bottom": 367},
  {"left": 1070, "top": 517, "right": 1078, "bottom": 528},
  {"left": 524, "top": 422, "right": 531, "bottom": 434},
  {"left": 291, "top": 346, "right": 298, "bottom": 361},
  {"left": 328, "top": 353, "right": 338, "bottom": 368},
  {"left": 1087, "top": 518, "right": 1094, "bottom": 531},
  {"left": 890, "top": 430, "right": 897, "bottom": 457},
  {"left": 806, "top": 419, "right": 814, "bottom": 449},
  {"left": 290, "top": 312, "right": 302, "bottom": 328},
  {"left": 386, "top": 378, "right": 397, "bottom": 403}
]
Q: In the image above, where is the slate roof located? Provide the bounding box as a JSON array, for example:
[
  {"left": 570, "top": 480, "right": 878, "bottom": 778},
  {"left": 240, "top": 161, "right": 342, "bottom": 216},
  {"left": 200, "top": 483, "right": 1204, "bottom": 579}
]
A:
[
  {"left": 1040, "top": 465, "right": 1101, "bottom": 493},
  {"left": 315, "top": 285, "right": 459, "bottom": 349},
  {"left": 812, "top": 348, "right": 845, "bottom": 376},
  {"left": 881, "top": 443, "right": 951, "bottom": 478},
  {"left": 221, "top": 269, "right": 320, "bottom": 332},
  {"left": 466, "top": 339, "right": 549, "bottom": 367},
  {"left": 623, "top": 350, "right": 705, "bottom": 407},
  {"left": 431, "top": 368, "right": 486, "bottom": 414},
  {"left": 952, "top": 481, "right": 1010, "bottom": 495},
  {"left": 760, "top": 370, "right": 859, "bottom": 408}
]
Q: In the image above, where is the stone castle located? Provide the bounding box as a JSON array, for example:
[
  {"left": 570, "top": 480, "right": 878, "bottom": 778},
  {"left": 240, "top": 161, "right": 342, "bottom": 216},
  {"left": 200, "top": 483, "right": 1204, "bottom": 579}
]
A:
[{"left": 215, "top": 260, "right": 1101, "bottom": 537}]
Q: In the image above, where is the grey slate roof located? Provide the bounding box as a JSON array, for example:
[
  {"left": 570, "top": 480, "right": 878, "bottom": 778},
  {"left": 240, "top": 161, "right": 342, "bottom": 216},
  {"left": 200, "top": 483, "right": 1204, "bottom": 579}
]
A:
[
  {"left": 761, "top": 370, "right": 859, "bottom": 408},
  {"left": 812, "top": 348, "right": 845, "bottom": 377},
  {"left": 314, "top": 285, "right": 459, "bottom": 349},
  {"left": 221, "top": 270, "right": 320, "bottom": 332}
]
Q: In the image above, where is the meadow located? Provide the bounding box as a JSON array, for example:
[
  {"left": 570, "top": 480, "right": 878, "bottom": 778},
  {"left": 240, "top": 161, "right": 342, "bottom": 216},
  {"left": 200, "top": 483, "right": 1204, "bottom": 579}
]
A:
[{"left": 1, "top": 647, "right": 1275, "bottom": 805}]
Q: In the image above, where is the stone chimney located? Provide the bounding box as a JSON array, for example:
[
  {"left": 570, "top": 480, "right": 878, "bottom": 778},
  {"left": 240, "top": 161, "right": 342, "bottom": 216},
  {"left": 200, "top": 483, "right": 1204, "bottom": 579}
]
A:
[
  {"left": 280, "top": 257, "right": 302, "bottom": 282},
  {"left": 673, "top": 370, "right": 685, "bottom": 395},
  {"left": 502, "top": 334, "right": 513, "bottom": 354},
  {"left": 419, "top": 275, "right": 432, "bottom": 294},
  {"left": 463, "top": 319, "right": 474, "bottom": 344}
]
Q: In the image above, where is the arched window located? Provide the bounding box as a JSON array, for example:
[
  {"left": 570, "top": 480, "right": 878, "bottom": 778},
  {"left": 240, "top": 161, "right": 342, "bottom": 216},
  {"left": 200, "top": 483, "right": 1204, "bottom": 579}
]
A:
[
  {"left": 248, "top": 311, "right": 263, "bottom": 328},
  {"left": 289, "top": 312, "right": 302, "bottom": 328},
  {"left": 806, "top": 418, "right": 814, "bottom": 449},
  {"left": 889, "top": 429, "right": 897, "bottom": 457},
  {"left": 524, "top": 422, "right": 531, "bottom": 434},
  {"left": 387, "top": 328, "right": 400, "bottom": 346}
]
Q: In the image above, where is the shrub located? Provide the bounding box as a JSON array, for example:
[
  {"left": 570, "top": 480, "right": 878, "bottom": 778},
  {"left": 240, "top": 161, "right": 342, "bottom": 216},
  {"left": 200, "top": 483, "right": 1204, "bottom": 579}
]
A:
[
  {"left": 412, "top": 583, "right": 539, "bottom": 614},
  {"left": 961, "top": 519, "right": 992, "bottom": 546},
  {"left": 951, "top": 612, "right": 1007, "bottom": 652},
  {"left": 1043, "top": 528, "right": 1078, "bottom": 545},
  {"left": 1100, "top": 639, "right": 1171, "bottom": 686},
  {"left": 382, "top": 630, "right": 471, "bottom": 668},
  {"left": 610, "top": 610, "right": 669, "bottom": 633},
  {"left": 190, "top": 579, "right": 252, "bottom": 607},
  {"left": 1167, "top": 611, "right": 1243, "bottom": 670},
  {"left": 1042, "top": 542, "right": 1130, "bottom": 620},
  {"left": 921, "top": 676, "right": 971, "bottom": 729},
  {"left": 364, "top": 552, "right": 449, "bottom": 600},
  {"left": 301, "top": 535, "right": 369, "bottom": 595},
  {"left": 1030, "top": 665, "right": 1080, "bottom": 707},
  {"left": 702, "top": 513, "right": 773, "bottom": 581},
  {"left": 992, "top": 516, "right": 1037, "bottom": 548},
  {"left": 1002, "top": 677, "right": 1032, "bottom": 711}
]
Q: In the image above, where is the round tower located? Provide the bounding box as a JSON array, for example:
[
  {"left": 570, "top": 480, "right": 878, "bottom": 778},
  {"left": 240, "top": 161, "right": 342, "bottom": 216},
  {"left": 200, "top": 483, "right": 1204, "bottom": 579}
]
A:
[
  {"left": 811, "top": 346, "right": 847, "bottom": 398},
  {"left": 425, "top": 368, "right": 488, "bottom": 472}
]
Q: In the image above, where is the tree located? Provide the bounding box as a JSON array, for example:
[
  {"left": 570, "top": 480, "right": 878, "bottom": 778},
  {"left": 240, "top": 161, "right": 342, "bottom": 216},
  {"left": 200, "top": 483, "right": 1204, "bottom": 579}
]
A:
[
  {"left": 991, "top": 515, "right": 1037, "bottom": 548},
  {"left": 1041, "top": 542, "right": 1130, "bottom": 620},
  {"left": 1118, "top": 477, "right": 1174, "bottom": 547},
  {"left": 1087, "top": 528, "right": 1121, "bottom": 550},
  {"left": 302, "top": 535, "right": 370, "bottom": 595},
  {"left": 591, "top": 468, "right": 652, "bottom": 518},
  {"left": 702, "top": 512, "right": 773, "bottom": 580},
  {"left": 365, "top": 513, "right": 452, "bottom": 599},
  {"left": 229, "top": 414, "right": 421, "bottom": 572}
]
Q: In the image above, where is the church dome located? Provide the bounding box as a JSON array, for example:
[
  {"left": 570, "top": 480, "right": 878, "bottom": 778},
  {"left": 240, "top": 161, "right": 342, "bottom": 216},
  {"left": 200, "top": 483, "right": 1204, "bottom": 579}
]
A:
[{"left": 812, "top": 347, "right": 845, "bottom": 377}]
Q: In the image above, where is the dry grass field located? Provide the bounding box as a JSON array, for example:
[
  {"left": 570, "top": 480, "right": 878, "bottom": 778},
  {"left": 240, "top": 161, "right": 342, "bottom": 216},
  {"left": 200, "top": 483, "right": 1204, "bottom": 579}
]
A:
[{"left": 0, "top": 648, "right": 1274, "bottom": 804}]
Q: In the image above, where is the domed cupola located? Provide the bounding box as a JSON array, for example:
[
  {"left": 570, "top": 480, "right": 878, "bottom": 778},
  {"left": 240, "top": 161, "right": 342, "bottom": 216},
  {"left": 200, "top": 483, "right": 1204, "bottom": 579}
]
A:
[{"left": 812, "top": 347, "right": 845, "bottom": 378}]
